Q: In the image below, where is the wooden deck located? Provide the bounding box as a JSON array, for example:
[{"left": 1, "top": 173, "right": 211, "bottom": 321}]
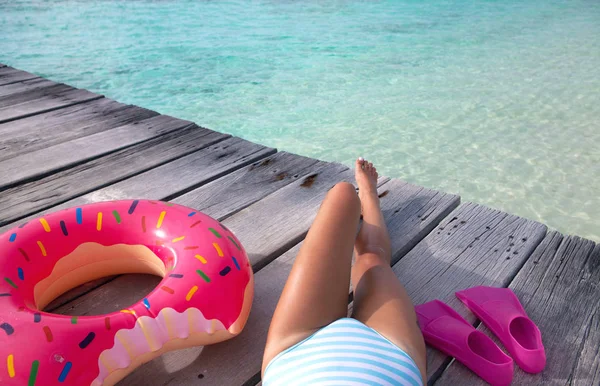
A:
[{"left": 0, "top": 64, "right": 598, "bottom": 385}]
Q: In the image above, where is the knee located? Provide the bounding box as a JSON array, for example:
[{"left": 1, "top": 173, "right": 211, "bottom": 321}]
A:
[
  {"left": 327, "top": 181, "right": 360, "bottom": 209},
  {"left": 355, "top": 251, "right": 389, "bottom": 271}
]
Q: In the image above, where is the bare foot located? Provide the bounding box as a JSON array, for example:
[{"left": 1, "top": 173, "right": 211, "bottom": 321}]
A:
[
  {"left": 354, "top": 158, "right": 391, "bottom": 262},
  {"left": 355, "top": 157, "right": 379, "bottom": 201}
]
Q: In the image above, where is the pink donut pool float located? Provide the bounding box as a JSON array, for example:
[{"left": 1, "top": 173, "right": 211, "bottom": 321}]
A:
[{"left": 0, "top": 200, "right": 254, "bottom": 385}]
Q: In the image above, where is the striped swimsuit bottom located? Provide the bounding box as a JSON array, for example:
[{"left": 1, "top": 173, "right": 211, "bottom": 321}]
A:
[{"left": 263, "top": 318, "right": 423, "bottom": 386}]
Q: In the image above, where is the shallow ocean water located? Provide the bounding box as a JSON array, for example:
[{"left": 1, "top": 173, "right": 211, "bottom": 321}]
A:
[{"left": 1, "top": 0, "right": 599, "bottom": 241}]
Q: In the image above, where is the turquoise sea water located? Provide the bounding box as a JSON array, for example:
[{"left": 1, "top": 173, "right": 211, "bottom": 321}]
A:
[{"left": 1, "top": 0, "right": 599, "bottom": 241}]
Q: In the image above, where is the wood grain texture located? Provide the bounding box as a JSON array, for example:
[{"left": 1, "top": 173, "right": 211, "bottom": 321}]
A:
[
  {"left": 0, "top": 78, "right": 57, "bottom": 98},
  {"left": 173, "top": 151, "right": 322, "bottom": 220},
  {"left": 436, "top": 233, "right": 599, "bottom": 386},
  {"left": 0, "top": 83, "right": 102, "bottom": 123},
  {"left": 0, "top": 139, "right": 287, "bottom": 235},
  {"left": 0, "top": 66, "right": 39, "bottom": 86},
  {"left": 0, "top": 98, "right": 158, "bottom": 161},
  {"left": 0, "top": 115, "right": 196, "bottom": 189},
  {"left": 0, "top": 126, "right": 227, "bottom": 226},
  {"left": 389, "top": 202, "right": 547, "bottom": 381}
]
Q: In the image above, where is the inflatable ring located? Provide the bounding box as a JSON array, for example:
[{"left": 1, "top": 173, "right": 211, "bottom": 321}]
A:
[{"left": 0, "top": 200, "right": 253, "bottom": 385}]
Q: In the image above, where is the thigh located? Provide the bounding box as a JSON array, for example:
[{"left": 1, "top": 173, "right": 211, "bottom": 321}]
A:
[
  {"left": 351, "top": 253, "right": 427, "bottom": 383},
  {"left": 262, "top": 182, "right": 361, "bottom": 375}
]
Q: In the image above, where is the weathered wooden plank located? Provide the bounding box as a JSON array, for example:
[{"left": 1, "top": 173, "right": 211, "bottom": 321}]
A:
[
  {"left": 0, "top": 125, "right": 227, "bottom": 226},
  {"left": 172, "top": 151, "right": 321, "bottom": 220},
  {"left": 387, "top": 202, "right": 547, "bottom": 381},
  {"left": 0, "top": 78, "right": 57, "bottom": 98},
  {"left": 436, "top": 233, "right": 599, "bottom": 386},
  {"left": 0, "top": 83, "right": 103, "bottom": 123},
  {"left": 118, "top": 179, "right": 459, "bottom": 386},
  {"left": 0, "top": 99, "right": 158, "bottom": 161},
  {"left": 0, "top": 147, "right": 318, "bottom": 238},
  {"left": 0, "top": 66, "right": 39, "bottom": 86},
  {"left": 0, "top": 115, "right": 197, "bottom": 189}
]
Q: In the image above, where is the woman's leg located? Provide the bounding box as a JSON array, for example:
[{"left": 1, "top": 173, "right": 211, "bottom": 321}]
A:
[
  {"left": 351, "top": 159, "right": 428, "bottom": 383},
  {"left": 262, "top": 181, "right": 361, "bottom": 375}
]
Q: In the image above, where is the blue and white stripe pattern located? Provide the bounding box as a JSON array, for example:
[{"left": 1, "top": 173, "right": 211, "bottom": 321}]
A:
[{"left": 263, "top": 318, "right": 423, "bottom": 386}]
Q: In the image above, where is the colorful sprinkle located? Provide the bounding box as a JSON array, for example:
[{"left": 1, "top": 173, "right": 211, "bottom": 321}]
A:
[
  {"left": 164, "top": 202, "right": 174, "bottom": 207},
  {"left": 105, "top": 317, "right": 111, "bottom": 330},
  {"left": 186, "top": 286, "right": 198, "bottom": 301},
  {"left": 33, "top": 313, "right": 41, "bottom": 323},
  {"left": 172, "top": 236, "right": 185, "bottom": 243},
  {"left": 37, "top": 241, "right": 47, "bottom": 257},
  {"left": 28, "top": 360, "right": 39, "bottom": 386},
  {"left": 60, "top": 221, "right": 68, "bottom": 236},
  {"left": 76, "top": 208, "right": 83, "bottom": 224},
  {"left": 58, "top": 362, "right": 72, "bottom": 382},
  {"left": 96, "top": 212, "right": 103, "bottom": 231},
  {"left": 112, "top": 210, "right": 121, "bottom": 224},
  {"left": 18, "top": 222, "right": 28, "bottom": 228},
  {"left": 208, "top": 228, "right": 222, "bottom": 238},
  {"left": 0, "top": 323, "right": 14, "bottom": 335},
  {"left": 78, "top": 332, "right": 95, "bottom": 349},
  {"left": 9, "top": 233, "right": 16, "bottom": 242},
  {"left": 196, "top": 270, "right": 211, "bottom": 283},
  {"left": 160, "top": 286, "right": 175, "bottom": 294},
  {"left": 168, "top": 273, "right": 183, "bottom": 278},
  {"left": 43, "top": 326, "right": 53, "bottom": 342},
  {"left": 4, "top": 278, "right": 17, "bottom": 289},
  {"left": 190, "top": 220, "right": 202, "bottom": 228},
  {"left": 0, "top": 293, "right": 11, "bottom": 297},
  {"left": 143, "top": 298, "right": 151, "bottom": 309},
  {"left": 71, "top": 316, "right": 77, "bottom": 324},
  {"left": 19, "top": 248, "right": 30, "bottom": 262},
  {"left": 219, "top": 266, "right": 232, "bottom": 276},
  {"left": 213, "top": 242, "right": 224, "bottom": 257},
  {"left": 141, "top": 216, "right": 146, "bottom": 233},
  {"left": 155, "top": 240, "right": 164, "bottom": 246},
  {"left": 157, "top": 211, "right": 166, "bottom": 229},
  {"left": 188, "top": 211, "right": 196, "bottom": 217},
  {"left": 128, "top": 200, "right": 139, "bottom": 215},
  {"left": 120, "top": 309, "right": 136, "bottom": 316},
  {"left": 184, "top": 246, "right": 198, "bottom": 250},
  {"left": 228, "top": 236, "right": 241, "bottom": 250},
  {"left": 17, "top": 268, "right": 24, "bottom": 281},
  {"left": 232, "top": 256, "right": 241, "bottom": 270},
  {"left": 195, "top": 255, "right": 207, "bottom": 264},
  {"left": 39, "top": 218, "right": 51, "bottom": 232},
  {"left": 7, "top": 354, "right": 15, "bottom": 378}
]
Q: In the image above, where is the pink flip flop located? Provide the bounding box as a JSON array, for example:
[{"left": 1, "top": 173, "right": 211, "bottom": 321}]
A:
[
  {"left": 415, "top": 300, "right": 513, "bottom": 386},
  {"left": 456, "top": 286, "right": 546, "bottom": 374}
]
